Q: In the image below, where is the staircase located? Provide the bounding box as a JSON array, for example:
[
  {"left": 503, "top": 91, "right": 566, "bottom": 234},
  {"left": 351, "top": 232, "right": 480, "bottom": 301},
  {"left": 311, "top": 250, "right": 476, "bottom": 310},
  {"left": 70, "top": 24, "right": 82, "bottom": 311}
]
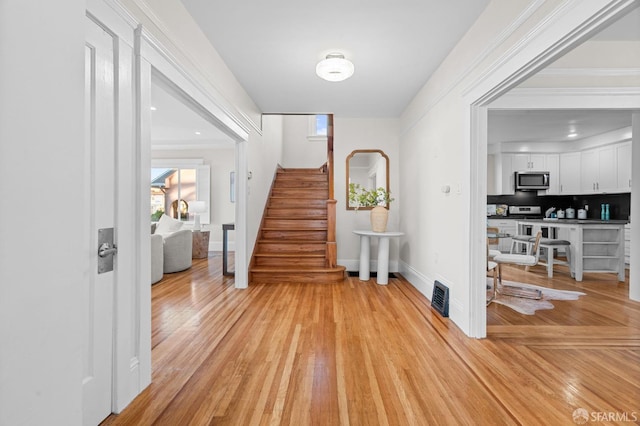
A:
[{"left": 250, "top": 167, "right": 346, "bottom": 284}]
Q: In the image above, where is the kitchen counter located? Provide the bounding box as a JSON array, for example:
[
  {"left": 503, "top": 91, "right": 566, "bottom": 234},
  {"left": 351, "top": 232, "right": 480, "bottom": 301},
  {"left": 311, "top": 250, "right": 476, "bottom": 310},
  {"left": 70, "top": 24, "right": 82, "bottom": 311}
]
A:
[
  {"left": 515, "top": 219, "right": 626, "bottom": 282},
  {"left": 538, "top": 218, "right": 629, "bottom": 225}
]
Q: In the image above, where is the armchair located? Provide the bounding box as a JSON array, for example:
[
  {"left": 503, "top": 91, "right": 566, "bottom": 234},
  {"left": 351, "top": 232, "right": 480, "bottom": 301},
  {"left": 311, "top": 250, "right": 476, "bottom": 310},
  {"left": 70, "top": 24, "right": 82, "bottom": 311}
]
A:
[
  {"left": 162, "top": 229, "right": 193, "bottom": 273},
  {"left": 152, "top": 214, "right": 193, "bottom": 274},
  {"left": 151, "top": 234, "right": 164, "bottom": 284}
]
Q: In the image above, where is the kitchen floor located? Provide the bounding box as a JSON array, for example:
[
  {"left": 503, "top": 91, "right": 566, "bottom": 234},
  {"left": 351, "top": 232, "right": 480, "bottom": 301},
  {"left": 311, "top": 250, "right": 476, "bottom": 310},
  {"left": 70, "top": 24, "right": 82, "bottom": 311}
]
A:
[{"left": 487, "top": 262, "right": 636, "bottom": 327}]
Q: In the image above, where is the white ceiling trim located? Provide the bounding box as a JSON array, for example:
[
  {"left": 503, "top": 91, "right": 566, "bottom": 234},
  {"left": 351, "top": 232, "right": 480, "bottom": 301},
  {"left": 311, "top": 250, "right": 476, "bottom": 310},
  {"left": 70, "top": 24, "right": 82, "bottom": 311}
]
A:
[
  {"left": 490, "top": 86, "right": 640, "bottom": 109},
  {"left": 151, "top": 139, "right": 235, "bottom": 150},
  {"left": 537, "top": 67, "right": 640, "bottom": 76}
]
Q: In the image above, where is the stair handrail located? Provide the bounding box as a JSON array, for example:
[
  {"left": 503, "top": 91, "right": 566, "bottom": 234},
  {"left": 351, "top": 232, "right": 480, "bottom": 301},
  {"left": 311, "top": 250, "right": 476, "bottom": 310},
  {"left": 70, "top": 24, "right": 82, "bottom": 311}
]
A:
[{"left": 326, "top": 114, "right": 337, "bottom": 268}]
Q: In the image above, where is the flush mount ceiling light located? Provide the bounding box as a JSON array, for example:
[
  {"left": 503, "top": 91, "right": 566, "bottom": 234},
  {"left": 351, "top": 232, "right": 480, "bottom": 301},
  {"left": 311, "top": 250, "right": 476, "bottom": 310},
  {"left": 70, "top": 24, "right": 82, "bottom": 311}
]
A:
[{"left": 316, "top": 53, "right": 355, "bottom": 82}]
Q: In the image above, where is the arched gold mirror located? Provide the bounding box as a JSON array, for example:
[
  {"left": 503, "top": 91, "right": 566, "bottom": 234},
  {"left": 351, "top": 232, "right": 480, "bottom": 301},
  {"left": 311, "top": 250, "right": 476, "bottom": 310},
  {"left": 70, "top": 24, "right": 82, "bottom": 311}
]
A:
[{"left": 346, "top": 149, "right": 390, "bottom": 210}]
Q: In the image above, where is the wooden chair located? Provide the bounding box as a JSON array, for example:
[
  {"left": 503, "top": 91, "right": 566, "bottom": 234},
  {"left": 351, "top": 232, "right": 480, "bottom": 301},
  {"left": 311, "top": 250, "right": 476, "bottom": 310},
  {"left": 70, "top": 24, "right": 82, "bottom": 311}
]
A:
[
  {"left": 493, "top": 231, "right": 543, "bottom": 299},
  {"left": 487, "top": 241, "right": 499, "bottom": 305},
  {"left": 486, "top": 227, "right": 501, "bottom": 258}
]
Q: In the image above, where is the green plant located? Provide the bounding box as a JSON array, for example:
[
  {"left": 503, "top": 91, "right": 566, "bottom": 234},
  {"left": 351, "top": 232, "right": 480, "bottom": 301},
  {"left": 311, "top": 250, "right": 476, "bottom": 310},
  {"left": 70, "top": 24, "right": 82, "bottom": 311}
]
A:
[
  {"left": 151, "top": 208, "right": 164, "bottom": 222},
  {"left": 348, "top": 183, "right": 393, "bottom": 209}
]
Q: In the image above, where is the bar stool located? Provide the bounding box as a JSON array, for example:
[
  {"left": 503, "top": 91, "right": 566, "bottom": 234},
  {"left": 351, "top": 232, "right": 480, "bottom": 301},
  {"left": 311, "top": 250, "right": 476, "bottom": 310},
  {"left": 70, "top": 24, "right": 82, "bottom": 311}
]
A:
[{"left": 537, "top": 238, "right": 573, "bottom": 278}]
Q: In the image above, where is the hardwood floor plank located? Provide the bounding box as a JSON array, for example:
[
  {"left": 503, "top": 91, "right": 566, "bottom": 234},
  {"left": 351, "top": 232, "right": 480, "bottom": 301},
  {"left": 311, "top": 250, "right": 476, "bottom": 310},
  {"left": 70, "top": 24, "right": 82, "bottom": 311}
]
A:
[{"left": 103, "top": 254, "right": 640, "bottom": 426}]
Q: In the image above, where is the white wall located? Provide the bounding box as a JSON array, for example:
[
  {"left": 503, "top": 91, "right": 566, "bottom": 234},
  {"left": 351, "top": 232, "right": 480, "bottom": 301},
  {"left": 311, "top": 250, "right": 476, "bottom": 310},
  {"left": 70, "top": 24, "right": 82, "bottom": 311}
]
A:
[
  {"left": 281, "top": 115, "right": 327, "bottom": 168},
  {"left": 246, "top": 115, "right": 285, "bottom": 255},
  {"left": 398, "top": 0, "right": 573, "bottom": 332},
  {"left": 152, "top": 148, "right": 237, "bottom": 248},
  {"left": 0, "top": 1, "right": 86, "bottom": 424},
  {"left": 334, "top": 117, "right": 400, "bottom": 271}
]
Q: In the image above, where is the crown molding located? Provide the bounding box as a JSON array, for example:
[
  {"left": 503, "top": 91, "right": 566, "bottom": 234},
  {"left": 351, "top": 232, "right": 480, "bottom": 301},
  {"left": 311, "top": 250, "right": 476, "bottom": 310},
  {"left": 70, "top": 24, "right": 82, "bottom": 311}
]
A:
[
  {"left": 537, "top": 67, "right": 640, "bottom": 77},
  {"left": 490, "top": 86, "right": 640, "bottom": 109}
]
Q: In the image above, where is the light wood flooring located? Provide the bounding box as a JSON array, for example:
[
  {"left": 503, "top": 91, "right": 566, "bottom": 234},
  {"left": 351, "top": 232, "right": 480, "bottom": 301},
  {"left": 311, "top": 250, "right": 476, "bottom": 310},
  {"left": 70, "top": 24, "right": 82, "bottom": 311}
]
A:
[{"left": 103, "top": 254, "right": 640, "bottom": 425}]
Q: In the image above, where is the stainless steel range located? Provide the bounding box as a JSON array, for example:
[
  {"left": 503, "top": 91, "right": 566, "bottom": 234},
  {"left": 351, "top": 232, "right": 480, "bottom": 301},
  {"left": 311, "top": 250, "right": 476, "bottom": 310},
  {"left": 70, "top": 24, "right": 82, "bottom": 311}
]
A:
[{"left": 508, "top": 205, "right": 542, "bottom": 219}]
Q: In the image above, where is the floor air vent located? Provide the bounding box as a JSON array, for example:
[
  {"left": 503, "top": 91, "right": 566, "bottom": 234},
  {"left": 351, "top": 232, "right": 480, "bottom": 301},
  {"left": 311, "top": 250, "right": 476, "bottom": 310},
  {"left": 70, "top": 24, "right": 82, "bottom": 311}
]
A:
[{"left": 431, "top": 281, "right": 449, "bottom": 317}]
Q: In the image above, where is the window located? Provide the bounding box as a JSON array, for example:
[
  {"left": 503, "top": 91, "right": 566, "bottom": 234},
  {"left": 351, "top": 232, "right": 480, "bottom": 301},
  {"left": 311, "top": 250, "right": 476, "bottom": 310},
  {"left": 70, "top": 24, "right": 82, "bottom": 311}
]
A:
[
  {"left": 307, "top": 114, "right": 329, "bottom": 141},
  {"left": 151, "top": 168, "right": 196, "bottom": 221},
  {"left": 150, "top": 160, "right": 210, "bottom": 224}
]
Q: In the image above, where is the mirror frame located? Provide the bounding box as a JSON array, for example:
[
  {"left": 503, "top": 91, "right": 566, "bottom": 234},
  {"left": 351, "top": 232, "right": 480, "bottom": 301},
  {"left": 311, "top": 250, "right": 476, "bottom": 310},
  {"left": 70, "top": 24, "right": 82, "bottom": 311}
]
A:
[{"left": 346, "top": 149, "right": 390, "bottom": 210}]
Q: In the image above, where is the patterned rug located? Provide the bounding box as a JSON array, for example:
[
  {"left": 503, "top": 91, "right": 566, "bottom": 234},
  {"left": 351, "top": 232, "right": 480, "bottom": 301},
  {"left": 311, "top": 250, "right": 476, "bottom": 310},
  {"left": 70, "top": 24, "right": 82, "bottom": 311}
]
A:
[{"left": 487, "top": 278, "right": 586, "bottom": 315}]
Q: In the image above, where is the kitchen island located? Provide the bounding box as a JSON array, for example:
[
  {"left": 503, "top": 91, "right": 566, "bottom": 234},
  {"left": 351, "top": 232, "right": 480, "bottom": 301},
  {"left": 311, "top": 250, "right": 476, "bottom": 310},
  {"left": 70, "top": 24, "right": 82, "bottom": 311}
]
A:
[{"left": 515, "top": 219, "right": 628, "bottom": 282}]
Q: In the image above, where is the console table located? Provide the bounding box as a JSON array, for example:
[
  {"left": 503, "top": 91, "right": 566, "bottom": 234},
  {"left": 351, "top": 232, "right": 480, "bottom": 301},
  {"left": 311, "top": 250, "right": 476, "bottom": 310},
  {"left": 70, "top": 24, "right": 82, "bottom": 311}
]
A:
[
  {"left": 222, "top": 223, "right": 235, "bottom": 276},
  {"left": 353, "top": 230, "right": 404, "bottom": 285}
]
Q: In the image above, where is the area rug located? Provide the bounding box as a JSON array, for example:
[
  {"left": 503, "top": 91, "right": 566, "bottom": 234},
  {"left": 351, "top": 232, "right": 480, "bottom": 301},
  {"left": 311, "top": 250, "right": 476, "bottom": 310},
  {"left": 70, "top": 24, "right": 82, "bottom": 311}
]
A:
[{"left": 487, "top": 278, "right": 586, "bottom": 315}]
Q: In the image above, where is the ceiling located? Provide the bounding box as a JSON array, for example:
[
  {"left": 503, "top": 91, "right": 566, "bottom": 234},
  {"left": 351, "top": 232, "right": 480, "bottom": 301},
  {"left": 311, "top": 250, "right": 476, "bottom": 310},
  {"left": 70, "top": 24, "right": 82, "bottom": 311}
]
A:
[
  {"left": 180, "top": 0, "right": 490, "bottom": 116},
  {"left": 155, "top": 3, "right": 639, "bottom": 147},
  {"left": 488, "top": 110, "right": 633, "bottom": 145},
  {"left": 150, "top": 78, "right": 233, "bottom": 149}
]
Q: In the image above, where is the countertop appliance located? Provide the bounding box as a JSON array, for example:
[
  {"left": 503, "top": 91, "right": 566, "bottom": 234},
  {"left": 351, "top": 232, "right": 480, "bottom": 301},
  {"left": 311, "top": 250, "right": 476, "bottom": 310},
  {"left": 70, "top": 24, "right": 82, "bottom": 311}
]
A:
[{"left": 514, "top": 171, "right": 550, "bottom": 191}]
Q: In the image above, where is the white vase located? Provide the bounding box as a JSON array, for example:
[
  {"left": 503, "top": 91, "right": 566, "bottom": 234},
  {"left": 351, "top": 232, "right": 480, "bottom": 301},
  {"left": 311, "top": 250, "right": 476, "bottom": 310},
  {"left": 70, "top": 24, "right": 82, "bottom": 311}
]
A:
[{"left": 370, "top": 206, "right": 388, "bottom": 232}]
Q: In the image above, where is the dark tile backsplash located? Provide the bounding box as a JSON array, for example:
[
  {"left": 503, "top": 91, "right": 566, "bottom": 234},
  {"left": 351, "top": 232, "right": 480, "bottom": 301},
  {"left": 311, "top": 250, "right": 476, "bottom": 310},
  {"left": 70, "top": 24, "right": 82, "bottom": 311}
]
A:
[{"left": 488, "top": 192, "right": 631, "bottom": 220}]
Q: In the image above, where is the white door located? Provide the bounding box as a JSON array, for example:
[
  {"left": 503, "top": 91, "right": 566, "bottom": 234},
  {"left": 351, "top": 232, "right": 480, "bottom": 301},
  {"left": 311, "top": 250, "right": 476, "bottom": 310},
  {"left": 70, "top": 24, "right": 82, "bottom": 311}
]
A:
[{"left": 82, "top": 18, "right": 116, "bottom": 426}]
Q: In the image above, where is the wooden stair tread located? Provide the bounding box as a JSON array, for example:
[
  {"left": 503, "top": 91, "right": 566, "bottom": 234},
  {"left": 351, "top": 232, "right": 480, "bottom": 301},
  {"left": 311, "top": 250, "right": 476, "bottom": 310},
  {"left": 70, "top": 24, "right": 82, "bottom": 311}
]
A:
[
  {"left": 250, "top": 166, "right": 345, "bottom": 284},
  {"left": 258, "top": 239, "right": 325, "bottom": 244},
  {"left": 251, "top": 266, "right": 346, "bottom": 273},
  {"left": 256, "top": 253, "right": 324, "bottom": 257},
  {"left": 264, "top": 216, "right": 327, "bottom": 220},
  {"left": 261, "top": 228, "right": 328, "bottom": 233}
]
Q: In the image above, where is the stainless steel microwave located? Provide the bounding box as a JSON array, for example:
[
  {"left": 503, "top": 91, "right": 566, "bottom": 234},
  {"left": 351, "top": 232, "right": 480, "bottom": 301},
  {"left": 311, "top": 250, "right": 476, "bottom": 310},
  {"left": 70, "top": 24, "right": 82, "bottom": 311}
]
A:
[{"left": 515, "top": 171, "right": 550, "bottom": 190}]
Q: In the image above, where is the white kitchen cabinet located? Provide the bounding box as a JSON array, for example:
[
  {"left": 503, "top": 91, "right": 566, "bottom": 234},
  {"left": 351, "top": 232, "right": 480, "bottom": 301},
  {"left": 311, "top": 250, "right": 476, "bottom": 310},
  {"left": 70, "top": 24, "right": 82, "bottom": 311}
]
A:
[
  {"left": 559, "top": 152, "right": 581, "bottom": 194},
  {"left": 487, "top": 219, "right": 516, "bottom": 253},
  {"left": 616, "top": 141, "right": 632, "bottom": 192},
  {"left": 489, "top": 153, "right": 515, "bottom": 195},
  {"left": 513, "top": 153, "right": 546, "bottom": 172},
  {"left": 544, "top": 154, "right": 560, "bottom": 195},
  {"left": 581, "top": 145, "right": 617, "bottom": 193}
]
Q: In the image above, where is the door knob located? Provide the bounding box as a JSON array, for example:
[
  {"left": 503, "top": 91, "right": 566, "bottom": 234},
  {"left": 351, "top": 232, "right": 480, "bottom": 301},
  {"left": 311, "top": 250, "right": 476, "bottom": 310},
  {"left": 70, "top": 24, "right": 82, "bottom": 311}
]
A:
[{"left": 98, "top": 242, "right": 118, "bottom": 258}]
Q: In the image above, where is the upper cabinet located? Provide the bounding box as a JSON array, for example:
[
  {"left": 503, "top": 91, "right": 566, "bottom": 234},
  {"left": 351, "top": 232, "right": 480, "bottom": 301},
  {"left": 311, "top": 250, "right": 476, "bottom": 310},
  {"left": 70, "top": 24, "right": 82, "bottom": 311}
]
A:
[
  {"left": 581, "top": 145, "right": 617, "bottom": 193},
  {"left": 616, "top": 141, "right": 632, "bottom": 192},
  {"left": 489, "top": 141, "right": 631, "bottom": 196},
  {"left": 545, "top": 154, "right": 560, "bottom": 195},
  {"left": 487, "top": 153, "right": 514, "bottom": 195},
  {"left": 559, "top": 152, "right": 581, "bottom": 194},
  {"left": 512, "top": 153, "right": 546, "bottom": 171}
]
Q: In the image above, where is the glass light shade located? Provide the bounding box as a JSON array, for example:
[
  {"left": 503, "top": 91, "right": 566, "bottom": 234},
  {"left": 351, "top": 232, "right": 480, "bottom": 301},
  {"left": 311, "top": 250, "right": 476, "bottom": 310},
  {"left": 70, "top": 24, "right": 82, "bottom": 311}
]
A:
[
  {"left": 316, "top": 53, "right": 354, "bottom": 82},
  {"left": 190, "top": 200, "right": 206, "bottom": 213}
]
